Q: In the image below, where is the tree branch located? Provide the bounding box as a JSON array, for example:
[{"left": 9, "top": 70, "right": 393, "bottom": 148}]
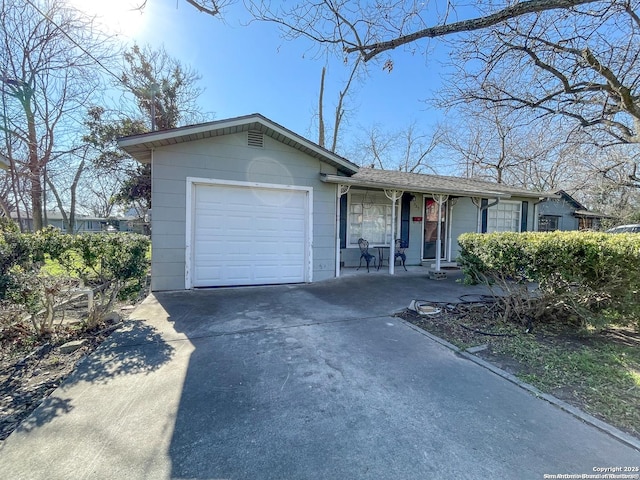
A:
[{"left": 344, "top": 0, "right": 600, "bottom": 61}]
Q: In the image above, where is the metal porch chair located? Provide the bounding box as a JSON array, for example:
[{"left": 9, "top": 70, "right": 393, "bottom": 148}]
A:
[
  {"left": 357, "top": 238, "right": 377, "bottom": 272},
  {"left": 394, "top": 239, "right": 408, "bottom": 271}
]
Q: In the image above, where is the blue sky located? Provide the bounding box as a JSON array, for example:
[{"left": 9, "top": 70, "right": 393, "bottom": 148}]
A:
[{"left": 94, "top": 0, "right": 453, "bottom": 164}]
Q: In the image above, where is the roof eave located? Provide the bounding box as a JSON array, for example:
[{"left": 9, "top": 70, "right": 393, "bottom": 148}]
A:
[
  {"left": 573, "top": 210, "right": 614, "bottom": 218},
  {"left": 117, "top": 114, "right": 359, "bottom": 174},
  {"left": 320, "top": 173, "right": 522, "bottom": 198}
]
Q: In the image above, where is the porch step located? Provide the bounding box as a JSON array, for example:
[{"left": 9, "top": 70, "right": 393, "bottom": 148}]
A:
[
  {"left": 422, "top": 261, "right": 459, "bottom": 269},
  {"left": 428, "top": 269, "right": 448, "bottom": 280}
]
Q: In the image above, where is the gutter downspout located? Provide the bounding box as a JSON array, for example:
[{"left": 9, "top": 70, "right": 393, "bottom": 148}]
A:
[
  {"left": 533, "top": 197, "right": 546, "bottom": 232},
  {"left": 472, "top": 197, "right": 500, "bottom": 233}
]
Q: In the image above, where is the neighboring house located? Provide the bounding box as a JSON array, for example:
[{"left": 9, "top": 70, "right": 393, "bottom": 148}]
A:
[
  {"left": 8, "top": 210, "right": 33, "bottom": 232},
  {"left": 46, "top": 212, "right": 108, "bottom": 233},
  {"left": 117, "top": 113, "right": 555, "bottom": 291},
  {"left": 537, "top": 190, "right": 610, "bottom": 231},
  {"left": 8, "top": 210, "right": 138, "bottom": 233}
]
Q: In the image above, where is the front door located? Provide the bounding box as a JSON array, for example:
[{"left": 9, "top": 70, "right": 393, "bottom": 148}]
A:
[{"left": 423, "top": 198, "right": 447, "bottom": 260}]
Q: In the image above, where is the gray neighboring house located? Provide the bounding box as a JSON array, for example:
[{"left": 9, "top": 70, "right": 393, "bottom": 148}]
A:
[
  {"left": 118, "top": 113, "right": 554, "bottom": 291},
  {"left": 45, "top": 212, "right": 141, "bottom": 234},
  {"left": 6, "top": 210, "right": 139, "bottom": 233},
  {"left": 537, "top": 190, "right": 610, "bottom": 231}
]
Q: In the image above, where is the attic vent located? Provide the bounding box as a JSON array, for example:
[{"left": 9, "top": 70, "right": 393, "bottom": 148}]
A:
[{"left": 247, "top": 130, "right": 264, "bottom": 148}]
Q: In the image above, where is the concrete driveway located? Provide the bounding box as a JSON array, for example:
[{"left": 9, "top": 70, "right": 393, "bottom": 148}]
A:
[{"left": 1, "top": 271, "right": 639, "bottom": 479}]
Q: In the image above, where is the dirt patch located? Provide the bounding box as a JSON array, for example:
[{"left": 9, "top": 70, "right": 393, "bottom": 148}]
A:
[
  {"left": 398, "top": 302, "right": 640, "bottom": 439},
  {"left": 0, "top": 302, "right": 140, "bottom": 442}
]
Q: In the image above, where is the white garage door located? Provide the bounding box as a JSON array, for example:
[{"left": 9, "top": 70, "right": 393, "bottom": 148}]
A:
[{"left": 191, "top": 182, "right": 310, "bottom": 287}]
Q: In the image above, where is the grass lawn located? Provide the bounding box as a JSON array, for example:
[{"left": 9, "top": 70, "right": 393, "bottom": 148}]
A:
[
  {"left": 401, "top": 306, "right": 640, "bottom": 439},
  {"left": 39, "top": 254, "right": 81, "bottom": 277}
]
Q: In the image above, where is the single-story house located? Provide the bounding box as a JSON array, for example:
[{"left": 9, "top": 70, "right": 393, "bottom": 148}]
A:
[
  {"left": 536, "top": 190, "right": 611, "bottom": 231},
  {"left": 118, "top": 113, "right": 554, "bottom": 291},
  {"left": 8, "top": 210, "right": 140, "bottom": 234},
  {"left": 46, "top": 212, "right": 145, "bottom": 234}
]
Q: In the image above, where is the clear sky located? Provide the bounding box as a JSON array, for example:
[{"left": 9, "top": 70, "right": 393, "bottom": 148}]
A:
[{"left": 77, "top": 0, "right": 453, "bottom": 166}]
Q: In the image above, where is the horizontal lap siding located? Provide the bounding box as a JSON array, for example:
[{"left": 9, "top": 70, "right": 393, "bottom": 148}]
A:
[
  {"left": 312, "top": 197, "right": 338, "bottom": 279},
  {"left": 450, "top": 198, "right": 479, "bottom": 260},
  {"left": 537, "top": 200, "right": 578, "bottom": 231},
  {"left": 151, "top": 133, "right": 338, "bottom": 290}
]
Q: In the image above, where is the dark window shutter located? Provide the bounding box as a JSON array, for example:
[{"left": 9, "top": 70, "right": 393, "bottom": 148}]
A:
[
  {"left": 521, "top": 201, "right": 529, "bottom": 232},
  {"left": 400, "top": 193, "right": 411, "bottom": 244},
  {"left": 339, "top": 194, "right": 347, "bottom": 248},
  {"left": 481, "top": 199, "right": 488, "bottom": 233}
]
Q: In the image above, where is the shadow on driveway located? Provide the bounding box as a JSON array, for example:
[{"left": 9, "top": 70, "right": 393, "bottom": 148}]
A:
[
  {"left": 13, "top": 320, "right": 175, "bottom": 437},
  {"left": 1, "top": 272, "right": 638, "bottom": 479},
  {"left": 160, "top": 273, "right": 639, "bottom": 479}
]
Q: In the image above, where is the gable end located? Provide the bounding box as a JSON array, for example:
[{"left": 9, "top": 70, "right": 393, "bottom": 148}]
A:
[{"left": 247, "top": 130, "right": 264, "bottom": 148}]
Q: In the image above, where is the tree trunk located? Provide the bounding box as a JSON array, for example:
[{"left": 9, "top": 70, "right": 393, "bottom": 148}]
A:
[
  {"left": 46, "top": 159, "right": 85, "bottom": 233},
  {"left": 318, "top": 66, "right": 326, "bottom": 148},
  {"left": 26, "top": 95, "right": 43, "bottom": 231}
]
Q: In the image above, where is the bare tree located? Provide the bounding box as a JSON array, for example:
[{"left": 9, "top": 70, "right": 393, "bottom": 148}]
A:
[
  {"left": 452, "top": 1, "right": 640, "bottom": 145},
  {"left": 443, "top": 106, "right": 525, "bottom": 183},
  {"left": 578, "top": 149, "right": 640, "bottom": 221},
  {"left": 44, "top": 147, "right": 89, "bottom": 233},
  {"left": 78, "top": 172, "right": 122, "bottom": 218},
  {"left": 199, "top": 0, "right": 640, "bottom": 189},
  {"left": 440, "top": 2, "right": 640, "bottom": 184},
  {"left": 0, "top": 0, "right": 111, "bottom": 230},
  {"left": 317, "top": 58, "right": 362, "bottom": 152},
  {"left": 442, "top": 104, "right": 575, "bottom": 188},
  {"left": 353, "top": 121, "right": 444, "bottom": 172},
  {"left": 228, "top": 0, "right": 601, "bottom": 62}
]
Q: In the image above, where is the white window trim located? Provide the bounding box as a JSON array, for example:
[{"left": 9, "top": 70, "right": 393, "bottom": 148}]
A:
[
  {"left": 347, "top": 190, "right": 393, "bottom": 247},
  {"left": 486, "top": 199, "right": 522, "bottom": 233},
  {"left": 185, "top": 177, "right": 313, "bottom": 289}
]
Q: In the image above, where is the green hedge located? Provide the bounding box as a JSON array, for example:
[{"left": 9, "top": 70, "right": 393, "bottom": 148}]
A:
[
  {"left": 458, "top": 231, "right": 640, "bottom": 328},
  {"left": 0, "top": 226, "right": 150, "bottom": 334}
]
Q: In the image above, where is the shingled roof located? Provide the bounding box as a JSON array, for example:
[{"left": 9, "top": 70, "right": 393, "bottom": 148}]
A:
[{"left": 322, "top": 168, "right": 553, "bottom": 199}]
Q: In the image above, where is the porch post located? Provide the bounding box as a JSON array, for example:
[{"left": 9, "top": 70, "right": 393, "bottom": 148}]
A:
[
  {"left": 384, "top": 189, "right": 404, "bottom": 275},
  {"left": 335, "top": 185, "right": 350, "bottom": 278},
  {"left": 432, "top": 194, "right": 449, "bottom": 272}
]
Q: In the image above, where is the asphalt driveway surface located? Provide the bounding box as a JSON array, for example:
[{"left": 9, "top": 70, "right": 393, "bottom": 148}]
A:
[{"left": 1, "top": 272, "right": 638, "bottom": 479}]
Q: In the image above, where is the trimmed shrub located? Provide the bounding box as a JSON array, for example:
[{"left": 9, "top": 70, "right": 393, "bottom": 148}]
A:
[
  {"left": 458, "top": 231, "right": 640, "bottom": 329},
  {"left": 67, "top": 233, "right": 150, "bottom": 327},
  {"left": 0, "top": 229, "right": 150, "bottom": 335}
]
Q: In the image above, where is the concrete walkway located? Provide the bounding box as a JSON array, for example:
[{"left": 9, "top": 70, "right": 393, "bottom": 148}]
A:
[{"left": 1, "top": 271, "right": 638, "bottom": 479}]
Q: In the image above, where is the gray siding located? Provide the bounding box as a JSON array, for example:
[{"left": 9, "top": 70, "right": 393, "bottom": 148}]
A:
[
  {"left": 450, "top": 197, "right": 480, "bottom": 261},
  {"left": 151, "top": 132, "right": 338, "bottom": 291},
  {"left": 537, "top": 198, "right": 579, "bottom": 231}
]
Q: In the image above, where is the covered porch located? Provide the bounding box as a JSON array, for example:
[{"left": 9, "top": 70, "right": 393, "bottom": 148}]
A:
[{"left": 321, "top": 168, "right": 551, "bottom": 278}]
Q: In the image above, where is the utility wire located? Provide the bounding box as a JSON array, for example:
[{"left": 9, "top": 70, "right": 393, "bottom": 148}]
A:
[{"left": 24, "top": 0, "right": 125, "bottom": 85}]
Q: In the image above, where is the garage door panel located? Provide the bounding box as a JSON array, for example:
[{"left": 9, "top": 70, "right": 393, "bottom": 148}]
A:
[{"left": 192, "top": 183, "right": 309, "bottom": 287}]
